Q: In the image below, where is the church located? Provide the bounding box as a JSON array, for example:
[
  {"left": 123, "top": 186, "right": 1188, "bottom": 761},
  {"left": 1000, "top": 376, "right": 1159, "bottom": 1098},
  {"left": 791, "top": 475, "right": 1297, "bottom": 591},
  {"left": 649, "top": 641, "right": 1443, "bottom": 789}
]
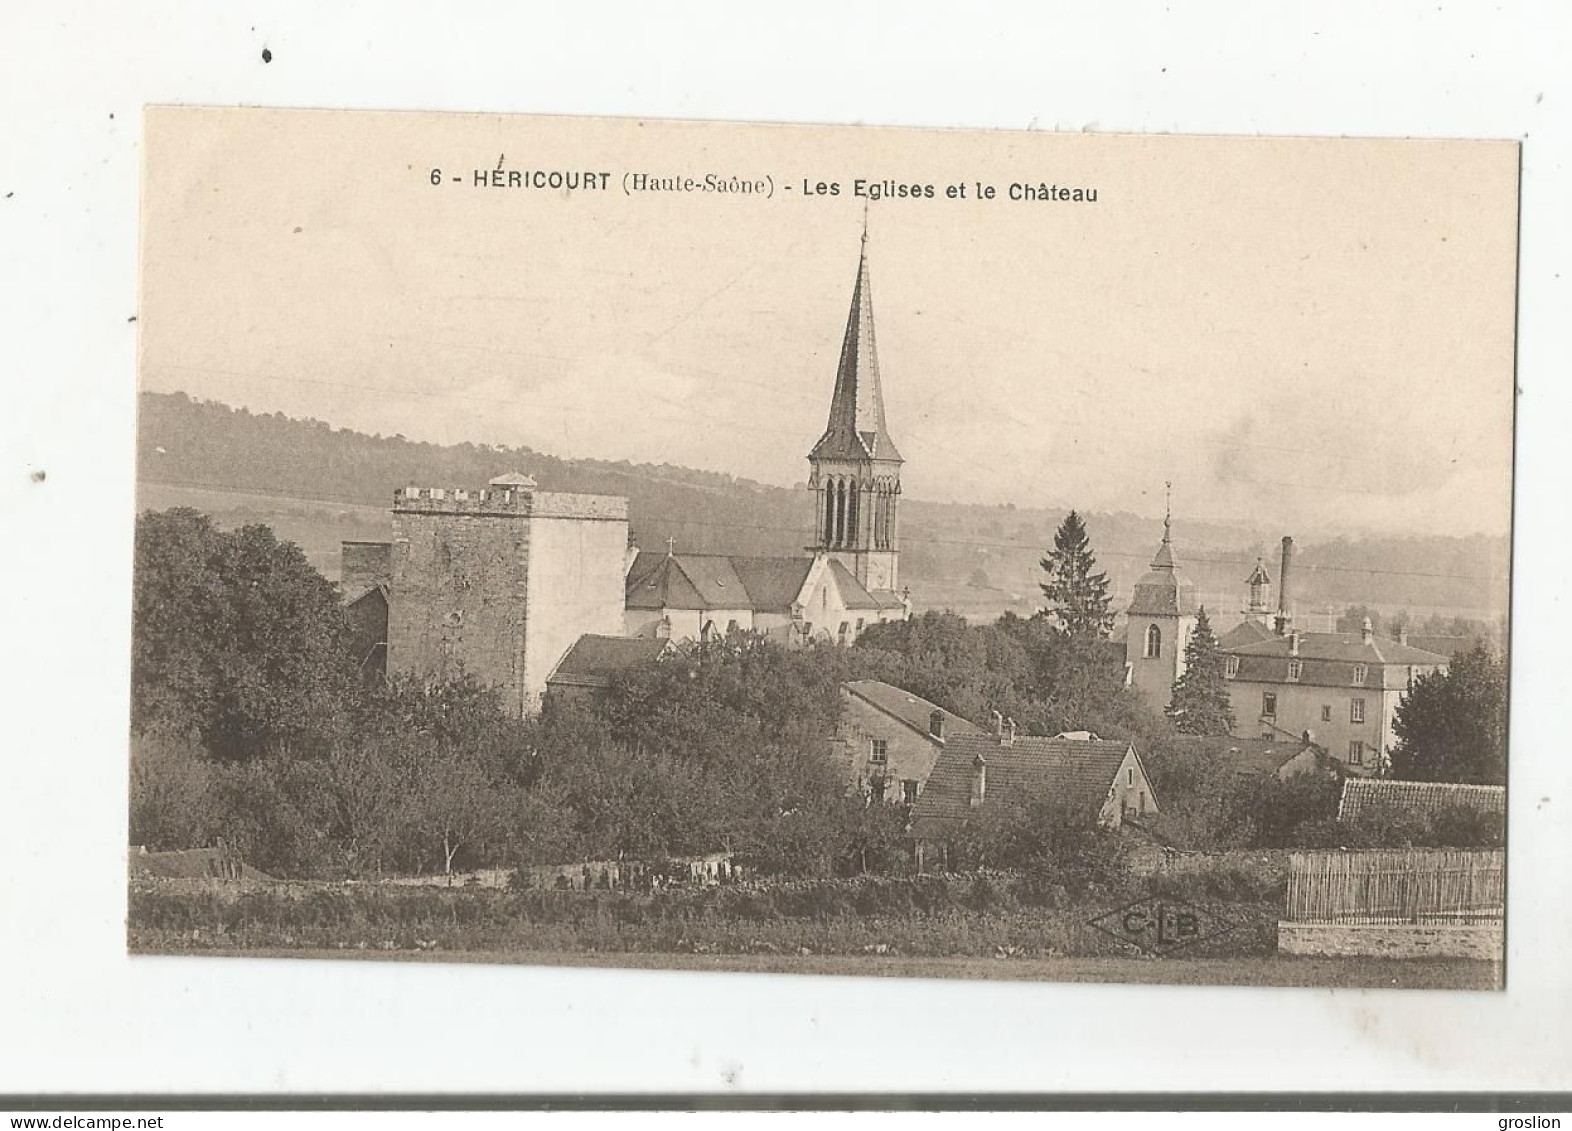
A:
[
  {"left": 622, "top": 233, "right": 911, "bottom": 647},
  {"left": 343, "top": 234, "right": 912, "bottom": 714}
]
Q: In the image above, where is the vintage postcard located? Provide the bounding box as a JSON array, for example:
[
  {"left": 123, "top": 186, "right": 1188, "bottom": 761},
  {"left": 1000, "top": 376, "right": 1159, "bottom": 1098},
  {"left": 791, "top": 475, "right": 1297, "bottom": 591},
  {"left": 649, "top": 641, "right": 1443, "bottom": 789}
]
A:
[{"left": 128, "top": 107, "right": 1516, "bottom": 990}]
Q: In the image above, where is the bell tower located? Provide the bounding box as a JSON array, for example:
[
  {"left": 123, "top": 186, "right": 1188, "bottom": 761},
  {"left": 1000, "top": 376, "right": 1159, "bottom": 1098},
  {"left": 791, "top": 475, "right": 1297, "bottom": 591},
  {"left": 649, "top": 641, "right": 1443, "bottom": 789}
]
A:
[{"left": 807, "top": 225, "right": 903, "bottom": 598}]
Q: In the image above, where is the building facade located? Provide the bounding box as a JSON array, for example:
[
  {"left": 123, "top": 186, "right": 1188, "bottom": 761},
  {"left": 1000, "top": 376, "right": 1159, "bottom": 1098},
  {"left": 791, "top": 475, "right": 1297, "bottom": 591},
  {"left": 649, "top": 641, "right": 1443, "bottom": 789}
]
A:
[
  {"left": 1215, "top": 534, "right": 1449, "bottom": 773},
  {"left": 835, "top": 680, "right": 984, "bottom": 804},
  {"left": 909, "top": 723, "right": 1161, "bottom": 871}
]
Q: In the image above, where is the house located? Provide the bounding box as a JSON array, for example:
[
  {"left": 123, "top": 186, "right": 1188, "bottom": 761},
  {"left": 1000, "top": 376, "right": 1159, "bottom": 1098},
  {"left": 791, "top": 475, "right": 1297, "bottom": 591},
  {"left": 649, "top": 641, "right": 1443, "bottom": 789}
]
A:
[
  {"left": 909, "top": 718, "right": 1161, "bottom": 871},
  {"left": 544, "top": 633, "right": 672, "bottom": 703},
  {"left": 835, "top": 680, "right": 984, "bottom": 804},
  {"left": 1217, "top": 535, "right": 1448, "bottom": 773},
  {"left": 1337, "top": 778, "right": 1505, "bottom": 835},
  {"left": 1167, "top": 733, "right": 1339, "bottom": 782},
  {"left": 1221, "top": 624, "right": 1447, "bottom": 774}
]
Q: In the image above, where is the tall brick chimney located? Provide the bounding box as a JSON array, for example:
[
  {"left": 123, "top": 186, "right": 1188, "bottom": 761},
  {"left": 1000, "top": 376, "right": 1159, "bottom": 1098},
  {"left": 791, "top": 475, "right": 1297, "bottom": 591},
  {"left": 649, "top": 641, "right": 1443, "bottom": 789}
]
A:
[{"left": 1275, "top": 536, "right": 1295, "bottom": 636}]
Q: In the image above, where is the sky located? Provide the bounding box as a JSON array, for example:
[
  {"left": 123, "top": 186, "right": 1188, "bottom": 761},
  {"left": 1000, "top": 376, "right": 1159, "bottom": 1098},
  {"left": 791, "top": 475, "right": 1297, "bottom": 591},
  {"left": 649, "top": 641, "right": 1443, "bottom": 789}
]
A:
[{"left": 138, "top": 109, "right": 1519, "bottom": 538}]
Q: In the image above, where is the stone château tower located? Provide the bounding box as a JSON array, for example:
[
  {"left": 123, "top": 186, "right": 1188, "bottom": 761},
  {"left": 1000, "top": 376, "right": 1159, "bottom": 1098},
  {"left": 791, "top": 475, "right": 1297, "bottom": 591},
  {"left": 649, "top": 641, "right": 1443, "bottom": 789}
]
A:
[
  {"left": 1124, "top": 500, "right": 1198, "bottom": 712},
  {"left": 385, "top": 473, "right": 629, "bottom": 716},
  {"left": 807, "top": 230, "right": 903, "bottom": 599}
]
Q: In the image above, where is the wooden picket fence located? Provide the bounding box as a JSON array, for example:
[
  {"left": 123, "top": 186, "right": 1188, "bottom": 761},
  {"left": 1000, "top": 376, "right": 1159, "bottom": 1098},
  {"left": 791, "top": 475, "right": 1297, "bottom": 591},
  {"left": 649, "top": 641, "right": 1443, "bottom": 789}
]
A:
[{"left": 1285, "top": 849, "right": 1504, "bottom": 925}]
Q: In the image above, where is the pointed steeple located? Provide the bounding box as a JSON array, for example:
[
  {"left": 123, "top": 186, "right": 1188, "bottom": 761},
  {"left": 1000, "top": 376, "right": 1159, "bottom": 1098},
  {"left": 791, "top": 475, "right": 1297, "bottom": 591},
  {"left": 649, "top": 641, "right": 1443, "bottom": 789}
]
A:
[
  {"left": 809, "top": 224, "right": 902, "bottom": 463},
  {"left": 1149, "top": 481, "right": 1177, "bottom": 570}
]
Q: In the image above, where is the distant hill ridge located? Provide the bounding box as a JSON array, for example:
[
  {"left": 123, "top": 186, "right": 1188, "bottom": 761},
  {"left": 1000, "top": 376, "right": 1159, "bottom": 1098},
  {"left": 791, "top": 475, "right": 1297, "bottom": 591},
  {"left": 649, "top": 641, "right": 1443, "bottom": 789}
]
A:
[{"left": 136, "top": 391, "right": 1510, "bottom": 618}]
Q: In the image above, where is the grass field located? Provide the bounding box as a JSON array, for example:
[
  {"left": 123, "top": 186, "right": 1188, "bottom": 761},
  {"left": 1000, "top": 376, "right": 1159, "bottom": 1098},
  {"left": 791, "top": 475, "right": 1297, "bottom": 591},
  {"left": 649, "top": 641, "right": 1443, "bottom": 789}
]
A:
[{"left": 129, "top": 944, "right": 1501, "bottom": 990}]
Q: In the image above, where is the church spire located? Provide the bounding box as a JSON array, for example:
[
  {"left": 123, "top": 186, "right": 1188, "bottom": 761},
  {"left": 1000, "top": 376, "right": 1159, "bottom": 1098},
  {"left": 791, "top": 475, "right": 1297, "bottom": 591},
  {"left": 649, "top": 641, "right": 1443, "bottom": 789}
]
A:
[
  {"left": 1150, "top": 482, "right": 1178, "bottom": 570},
  {"left": 809, "top": 223, "right": 902, "bottom": 463}
]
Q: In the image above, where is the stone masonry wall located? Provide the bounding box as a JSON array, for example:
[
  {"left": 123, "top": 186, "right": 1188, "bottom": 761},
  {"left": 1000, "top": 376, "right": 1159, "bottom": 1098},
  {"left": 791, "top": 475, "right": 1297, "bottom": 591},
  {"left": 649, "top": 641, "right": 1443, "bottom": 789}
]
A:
[
  {"left": 1278, "top": 920, "right": 1504, "bottom": 962},
  {"left": 386, "top": 485, "right": 628, "bottom": 717}
]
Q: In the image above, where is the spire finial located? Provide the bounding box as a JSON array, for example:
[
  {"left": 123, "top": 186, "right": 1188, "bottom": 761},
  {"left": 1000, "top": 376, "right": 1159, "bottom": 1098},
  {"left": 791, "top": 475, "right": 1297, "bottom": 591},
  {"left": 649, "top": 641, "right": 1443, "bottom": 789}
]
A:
[
  {"left": 1163, "top": 480, "right": 1172, "bottom": 543},
  {"left": 665, "top": 536, "right": 676, "bottom": 557},
  {"left": 861, "top": 200, "right": 870, "bottom": 248}
]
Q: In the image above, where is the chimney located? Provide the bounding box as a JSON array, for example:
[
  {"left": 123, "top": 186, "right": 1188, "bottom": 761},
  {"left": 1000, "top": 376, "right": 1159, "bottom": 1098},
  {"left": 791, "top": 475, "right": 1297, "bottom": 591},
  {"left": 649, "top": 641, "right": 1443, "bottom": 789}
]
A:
[
  {"left": 1398, "top": 626, "right": 1410, "bottom": 646},
  {"left": 1289, "top": 630, "right": 1300, "bottom": 657},
  {"left": 991, "top": 710, "right": 1004, "bottom": 737},
  {"left": 970, "top": 752, "right": 987, "bottom": 807},
  {"left": 1001, "top": 717, "right": 1017, "bottom": 747},
  {"left": 1361, "top": 616, "right": 1374, "bottom": 645},
  {"left": 929, "top": 709, "right": 945, "bottom": 741},
  {"left": 1276, "top": 536, "right": 1295, "bottom": 635}
]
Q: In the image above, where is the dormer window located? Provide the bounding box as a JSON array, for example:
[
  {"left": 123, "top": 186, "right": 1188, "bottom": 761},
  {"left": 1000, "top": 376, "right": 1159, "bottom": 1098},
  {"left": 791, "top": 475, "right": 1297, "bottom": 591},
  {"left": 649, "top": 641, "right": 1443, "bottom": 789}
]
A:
[
  {"left": 1225, "top": 656, "right": 1239, "bottom": 679},
  {"left": 1287, "top": 659, "right": 1302, "bottom": 682},
  {"left": 1353, "top": 664, "right": 1368, "bottom": 687}
]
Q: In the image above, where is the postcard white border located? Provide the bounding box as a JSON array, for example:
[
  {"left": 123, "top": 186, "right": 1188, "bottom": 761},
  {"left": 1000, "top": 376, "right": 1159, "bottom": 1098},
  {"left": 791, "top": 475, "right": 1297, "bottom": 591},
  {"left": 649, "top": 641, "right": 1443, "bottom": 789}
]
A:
[{"left": 3, "top": 0, "right": 1569, "bottom": 1096}]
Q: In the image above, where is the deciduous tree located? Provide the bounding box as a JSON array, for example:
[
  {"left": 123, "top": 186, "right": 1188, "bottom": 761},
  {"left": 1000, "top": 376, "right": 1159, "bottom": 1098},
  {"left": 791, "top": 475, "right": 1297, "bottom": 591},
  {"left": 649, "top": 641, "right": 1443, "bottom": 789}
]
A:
[{"left": 1387, "top": 645, "right": 1507, "bottom": 785}]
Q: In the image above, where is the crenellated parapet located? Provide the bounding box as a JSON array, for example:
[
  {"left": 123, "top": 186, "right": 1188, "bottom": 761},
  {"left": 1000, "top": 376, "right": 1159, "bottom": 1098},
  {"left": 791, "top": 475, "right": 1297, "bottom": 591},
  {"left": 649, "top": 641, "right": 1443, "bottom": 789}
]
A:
[{"left": 392, "top": 485, "right": 628, "bottom": 521}]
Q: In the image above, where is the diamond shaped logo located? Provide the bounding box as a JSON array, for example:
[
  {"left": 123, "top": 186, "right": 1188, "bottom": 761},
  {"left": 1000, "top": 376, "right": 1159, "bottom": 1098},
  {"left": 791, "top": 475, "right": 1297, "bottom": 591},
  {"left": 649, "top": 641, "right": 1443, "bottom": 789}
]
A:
[{"left": 1088, "top": 897, "right": 1236, "bottom": 955}]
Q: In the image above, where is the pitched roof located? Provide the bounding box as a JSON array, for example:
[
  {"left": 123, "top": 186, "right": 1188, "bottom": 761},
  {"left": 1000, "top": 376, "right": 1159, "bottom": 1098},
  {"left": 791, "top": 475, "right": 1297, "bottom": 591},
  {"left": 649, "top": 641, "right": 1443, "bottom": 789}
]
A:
[
  {"left": 1217, "top": 620, "right": 1276, "bottom": 650},
  {"left": 911, "top": 732, "right": 1136, "bottom": 836},
  {"left": 1338, "top": 778, "right": 1505, "bottom": 827},
  {"left": 129, "top": 846, "right": 272, "bottom": 882},
  {"left": 808, "top": 239, "right": 902, "bottom": 464},
  {"left": 1229, "top": 631, "right": 1448, "bottom": 666},
  {"left": 1223, "top": 630, "right": 1449, "bottom": 689},
  {"left": 728, "top": 556, "right": 816, "bottom": 612},
  {"left": 624, "top": 550, "right": 900, "bottom": 615},
  {"left": 825, "top": 559, "right": 889, "bottom": 610},
  {"left": 1164, "top": 734, "right": 1325, "bottom": 778},
  {"left": 547, "top": 634, "right": 670, "bottom": 690},
  {"left": 842, "top": 680, "right": 985, "bottom": 741}
]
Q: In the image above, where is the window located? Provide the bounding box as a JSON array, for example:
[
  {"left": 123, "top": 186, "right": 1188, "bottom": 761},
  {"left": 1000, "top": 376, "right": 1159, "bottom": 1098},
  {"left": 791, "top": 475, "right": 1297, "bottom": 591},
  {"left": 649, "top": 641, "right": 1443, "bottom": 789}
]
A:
[
  {"left": 870, "top": 739, "right": 888, "bottom": 766},
  {"left": 1139, "top": 791, "right": 1147, "bottom": 815},
  {"left": 1225, "top": 656, "right": 1239, "bottom": 679},
  {"left": 1262, "top": 692, "right": 1277, "bottom": 718},
  {"left": 1353, "top": 664, "right": 1368, "bottom": 686},
  {"left": 1127, "top": 767, "right": 1135, "bottom": 786},
  {"left": 1321, "top": 704, "right": 1332, "bottom": 723},
  {"left": 856, "top": 618, "right": 865, "bottom": 632},
  {"left": 1287, "top": 659, "right": 1303, "bottom": 682},
  {"left": 1145, "top": 624, "right": 1162, "bottom": 658},
  {"left": 1350, "top": 698, "right": 1366, "bottom": 724},
  {"left": 901, "top": 780, "right": 919, "bottom": 804},
  {"left": 1348, "top": 740, "right": 1365, "bottom": 766},
  {"left": 870, "top": 777, "right": 886, "bottom": 802}
]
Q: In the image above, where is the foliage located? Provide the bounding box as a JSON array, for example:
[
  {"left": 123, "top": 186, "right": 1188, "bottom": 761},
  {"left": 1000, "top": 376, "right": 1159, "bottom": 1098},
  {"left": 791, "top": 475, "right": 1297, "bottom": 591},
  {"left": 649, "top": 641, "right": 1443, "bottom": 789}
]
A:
[
  {"left": 132, "top": 508, "right": 353, "bottom": 759},
  {"left": 1387, "top": 645, "right": 1507, "bottom": 785},
  {"left": 1167, "top": 607, "right": 1237, "bottom": 736},
  {"left": 1037, "top": 510, "right": 1115, "bottom": 641}
]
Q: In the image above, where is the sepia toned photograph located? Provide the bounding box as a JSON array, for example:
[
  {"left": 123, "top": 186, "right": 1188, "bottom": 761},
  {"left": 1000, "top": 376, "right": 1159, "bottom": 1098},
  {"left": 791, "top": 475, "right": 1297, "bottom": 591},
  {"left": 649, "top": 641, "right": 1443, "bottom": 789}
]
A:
[{"left": 126, "top": 107, "right": 1517, "bottom": 991}]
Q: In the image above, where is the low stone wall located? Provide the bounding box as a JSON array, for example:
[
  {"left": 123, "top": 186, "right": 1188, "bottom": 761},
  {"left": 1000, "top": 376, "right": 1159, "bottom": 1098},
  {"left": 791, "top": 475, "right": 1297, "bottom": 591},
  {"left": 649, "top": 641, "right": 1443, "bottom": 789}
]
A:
[{"left": 1278, "top": 920, "right": 1503, "bottom": 961}]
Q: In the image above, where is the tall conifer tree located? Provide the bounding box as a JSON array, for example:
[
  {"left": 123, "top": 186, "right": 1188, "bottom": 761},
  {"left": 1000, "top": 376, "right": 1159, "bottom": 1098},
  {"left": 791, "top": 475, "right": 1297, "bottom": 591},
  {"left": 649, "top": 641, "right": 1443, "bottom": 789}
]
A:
[
  {"left": 1167, "top": 607, "right": 1236, "bottom": 735},
  {"left": 1039, "top": 510, "right": 1114, "bottom": 641}
]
